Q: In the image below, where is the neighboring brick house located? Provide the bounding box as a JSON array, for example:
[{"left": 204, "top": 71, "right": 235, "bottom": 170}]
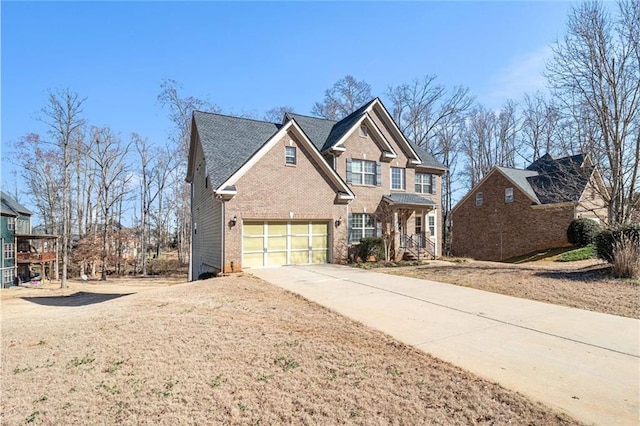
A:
[
  {"left": 186, "top": 98, "right": 446, "bottom": 278},
  {"left": 451, "top": 154, "right": 608, "bottom": 261},
  {"left": 1, "top": 191, "right": 58, "bottom": 287}
]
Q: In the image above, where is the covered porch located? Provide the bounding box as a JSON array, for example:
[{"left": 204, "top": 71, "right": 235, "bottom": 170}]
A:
[{"left": 381, "top": 193, "right": 438, "bottom": 260}]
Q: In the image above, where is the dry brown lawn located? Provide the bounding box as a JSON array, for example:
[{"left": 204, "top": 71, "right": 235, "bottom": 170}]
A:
[
  {"left": 1, "top": 275, "right": 579, "bottom": 425},
  {"left": 385, "top": 259, "right": 639, "bottom": 319}
]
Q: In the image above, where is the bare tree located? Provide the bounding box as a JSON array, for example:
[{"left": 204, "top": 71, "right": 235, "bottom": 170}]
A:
[
  {"left": 89, "top": 127, "right": 131, "bottom": 280},
  {"left": 461, "top": 102, "right": 520, "bottom": 189},
  {"left": 311, "top": 75, "right": 372, "bottom": 120},
  {"left": 546, "top": 0, "right": 640, "bottom": 223},
  {"left": 264, "top": 106, "right": 295, "bottom": 123},
  {"left": 133, "top": 133, "right": 179, "bottom": 275},
  {"left": 387, "top": 76, "right": 473, "bottom": 153},
  {"left": 520, "top": 92, "right": 561, "bottom": 162},
  {"left": 158, "top": 79, "right": 220, "bottom": 265},
  {"left": 41, "top": 89, "right": 86, "bottom": 288}
]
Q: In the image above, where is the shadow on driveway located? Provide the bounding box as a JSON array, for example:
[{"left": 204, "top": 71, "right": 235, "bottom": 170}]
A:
[{"left": 21, "top": 292, "right": 134, "bottom": 307}]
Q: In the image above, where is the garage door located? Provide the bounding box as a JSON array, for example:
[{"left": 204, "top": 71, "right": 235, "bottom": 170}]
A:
[{"left": 242, "top": 221, "right": 328, "bottom": 268}]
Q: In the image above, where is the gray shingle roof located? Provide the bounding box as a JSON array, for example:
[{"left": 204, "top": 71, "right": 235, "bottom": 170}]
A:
[
  {"left": 409, "top": 141, "right": 447, "bottom": 170},
  {"left": 1, "top": 191, "right": 32, "bottom": 216},
  {"left": 496, "top": 167, "right": 541, "bottom": 203},
  {"left": 193, "top": 111, "right": 280, "bottom": 190},
  {"left": 192, "top": 98, "right": 447, "bottom": 191},
  {"left": 526, "top": 154, "right": 592, "bottom": 203},
  {"left": 497, "top": 154, "right": 592, "bottom": 205},
  {"left": 285, "top": 113, "right": 334, "bottom": 152},
  {"left": 383, "top": 193, "right": 437, "bottom": 206}
]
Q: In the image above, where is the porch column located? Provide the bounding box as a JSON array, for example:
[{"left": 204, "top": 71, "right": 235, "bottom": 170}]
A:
[{"left": 393, "top": 210, "right": 399, "bottom": 260}]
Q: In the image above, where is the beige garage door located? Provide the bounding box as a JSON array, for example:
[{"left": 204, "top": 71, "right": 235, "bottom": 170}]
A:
[{"left": 242, "top": 221, "right": 328, "bottom": 268}]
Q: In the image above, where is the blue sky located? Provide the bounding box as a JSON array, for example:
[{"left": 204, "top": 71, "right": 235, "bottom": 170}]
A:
[{"left": 1, "top": 1, "right": 575, "bottom": 207}]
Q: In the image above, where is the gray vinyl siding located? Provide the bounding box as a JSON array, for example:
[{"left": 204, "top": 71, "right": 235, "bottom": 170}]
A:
[{"left": 191, "top": 139, "right": 223, "bottom": 280}]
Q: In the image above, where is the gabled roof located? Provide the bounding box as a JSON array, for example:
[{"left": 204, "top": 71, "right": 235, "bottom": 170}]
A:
[
  {"left": 188, "top": 98, "right": 448, "bottom": 196},
  {"left": 452, "top": 153, "right": 595, "bottom": 213},
  {"left": 188, "top": 112, "right": 281, "bottom": 188},
  {"left": 1, "top": 191, "right": 32, "bottom": 216},
  {"left": 190, "top": 111, "right": 354, "bottom": 200},
  {"left": 496, "top": 167, "right": 541, "bottom": 204},
  {"left": 284, "top": 113, "right": 334, "bottom": 152}
]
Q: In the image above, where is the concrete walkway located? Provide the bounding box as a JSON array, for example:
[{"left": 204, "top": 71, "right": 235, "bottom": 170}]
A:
[{"left": 251, "top": 264, "right": 640, "bottom": 426}]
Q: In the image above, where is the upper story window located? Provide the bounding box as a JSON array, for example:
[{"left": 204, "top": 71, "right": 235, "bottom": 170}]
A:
[
  {"left": 415, "top": 173, "right": 434, "bottom": 194},
  {"left": 349, "top": 213, "right": 376, "bottom": 243},
  {"left": 391, "top": 167, "right": 405, "bottom": 190},
  {"left": 359, "top": 124, "right": 368, "bottom": 137},
  {"left": 3, "top": 243, "right": 15, "bottom": 259},
  {"left": 351, "top": 159, "right": 376, "bottom": 185},
  {"left": 7, "top": 218, "right": 15, "bottom": 231},
  {"left": 16, "top": 219, "right": 30, "bottom": 234},
  {"left": 505, "top": 188, "right": 514, "bottom": 203},
  {"left": 476, "top": 192, "right": 483, "bottom": 206},
  {"left": 285, "top": 146, "right": 296, "bottom": 165}
]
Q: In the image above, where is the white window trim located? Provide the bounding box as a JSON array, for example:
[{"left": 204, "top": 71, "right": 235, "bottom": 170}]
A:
[
  {"left": 391, "top": 167, "right": 405, "bottom": 190},
  {"left": 352, "top": 159, "right": 376, "bottom": 186},
  {"left": 285, "top": 146, "right": 296, "bottom": 165},
  {"left": 349, "top": 213, "right": 376, "bottom": 243},
  {"left": 505, "top": 188, "right": 514, "bottom": 203},
  {"left": 3, "top": 243, "right": 15, "bottom": 259},
  {"left": 427, "top": 211, "right": 437, "bottom": 257},
  {"left": 415, "top": 173, "right": 433, "bottom": 194}
]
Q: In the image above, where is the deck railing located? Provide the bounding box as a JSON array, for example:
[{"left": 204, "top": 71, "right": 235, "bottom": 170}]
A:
[{"left": 17, "top": 252, "right": 57, "bottom": 263}]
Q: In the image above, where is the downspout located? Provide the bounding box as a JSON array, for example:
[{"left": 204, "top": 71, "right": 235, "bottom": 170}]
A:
[
  {"left": 221, "top": 199, "right": 225, "bottom": 275},
  {"left": 188, "top": 183, "right": 194, "bottom": 282}
]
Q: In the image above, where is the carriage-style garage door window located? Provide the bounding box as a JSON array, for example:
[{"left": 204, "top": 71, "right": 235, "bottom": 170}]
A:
[{"left": 242, "top": 221, "right": 328, "bottom": 268}]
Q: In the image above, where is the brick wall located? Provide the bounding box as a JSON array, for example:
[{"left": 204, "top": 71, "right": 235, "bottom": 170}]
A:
[
  {"left": 452, "top": 171, "right": 576, "bottom": 261},
  {"left": 224, "top": 131, "right": 347, "bottom": 271}
]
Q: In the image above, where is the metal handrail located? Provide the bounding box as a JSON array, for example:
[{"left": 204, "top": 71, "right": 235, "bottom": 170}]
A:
[{"left": 401, "top": 233, "right": 435, "bottom": 259}]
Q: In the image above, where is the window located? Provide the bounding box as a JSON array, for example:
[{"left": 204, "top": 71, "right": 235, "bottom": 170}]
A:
[
  {"left": 505, "top": 188, "right": 514, "bottom": 203},
  {"left": 3, "top": 243, "right": 15, "bottom": 259},
  {"left": 349, "top": 213, "right": 376, "bottom": 243},
  {"left": 391, "top": 167, "right": 405, "bottom": 190},
  {"left": 351, "top": 159, "right": 376, "bottom": 185},
  {"left": 415, "top": 173, "right": 433, "bottom": 194},
  {"left": 7, "top": 218, "right": 15, "bottom": 231},
  {"left": 476, "top": 192, "right": 483, "bottom": 206},
  {"left": 415, "top": 216, "right": 422, "bottom": 234},
  {"left": 285, "top": 146, "right": 296, "bottom": 165},
  {"left": 428, "top": 215, "right": 436, "bottom": 238},
  {"left": 2, "top": 269, "right": 13, "bottom": 285},
  {"left": 359, "top": 124, "right": 368, "bottom": 137}
]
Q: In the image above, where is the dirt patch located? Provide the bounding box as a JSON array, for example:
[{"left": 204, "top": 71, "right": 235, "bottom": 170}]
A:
[
  {"left": 1, "top": 275, "right": 579, "bottom": 425},
  {"left": 385, "top": 259, "right": 639, "bottom": 319}
]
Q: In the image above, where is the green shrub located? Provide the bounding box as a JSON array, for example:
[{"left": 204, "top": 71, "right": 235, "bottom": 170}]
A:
[
  {"left": 357, "top": 237, "right": 384, "bottom": 262},
  {"left": 595, "top": 223, "right": 640, "bottom": 263},
  {"left": 567, "top": 218, "right": 601, "bottom": 247}
]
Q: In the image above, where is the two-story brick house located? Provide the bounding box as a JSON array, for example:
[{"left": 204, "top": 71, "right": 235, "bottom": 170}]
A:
[
  {"left": 451, "top": 154, "right": 608, "bottom": 261},
  {"left": 1, "top": 191, "right": 58, "bottom": 287},
  {"left": 186, "top": 98, "right": 446, "bottom": 278}
]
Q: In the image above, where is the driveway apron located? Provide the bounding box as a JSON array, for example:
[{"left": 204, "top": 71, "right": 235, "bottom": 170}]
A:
[{"left": 251, "top": 264, "right": 640, "bottom": 426}]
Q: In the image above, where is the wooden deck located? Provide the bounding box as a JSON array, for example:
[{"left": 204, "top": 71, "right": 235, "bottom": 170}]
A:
[{"left": 17, "top": 252, "right": 57, "bottom": 263}]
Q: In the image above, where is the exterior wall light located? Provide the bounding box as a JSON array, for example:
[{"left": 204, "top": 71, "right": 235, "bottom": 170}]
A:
[{"left": 230, "top": 215, "right": 238, "bottom": 227}]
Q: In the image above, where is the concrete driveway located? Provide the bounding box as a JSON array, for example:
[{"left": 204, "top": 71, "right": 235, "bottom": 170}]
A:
[{"left": 251, "top": 264, "right": 640, "bottom": 426}]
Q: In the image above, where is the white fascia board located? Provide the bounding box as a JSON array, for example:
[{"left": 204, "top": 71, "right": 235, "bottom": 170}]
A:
[
  {"left": 368, "top": 99, "right": 421, "bottom": 163},
  {"left": 331, "top": 114, "right": 398, "bottom": 158},
  {"left": 216, "top": 120, "right": 354, "bottom": 200}
]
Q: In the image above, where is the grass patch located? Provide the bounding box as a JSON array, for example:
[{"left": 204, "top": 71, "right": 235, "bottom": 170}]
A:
[{"left": 556, "top": 246, "right": 595, "bottom": 262}]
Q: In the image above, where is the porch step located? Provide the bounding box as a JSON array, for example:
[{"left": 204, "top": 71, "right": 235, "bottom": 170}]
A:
[{"left": 403, "top": 251, "right": 433, "bottom": 261}]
